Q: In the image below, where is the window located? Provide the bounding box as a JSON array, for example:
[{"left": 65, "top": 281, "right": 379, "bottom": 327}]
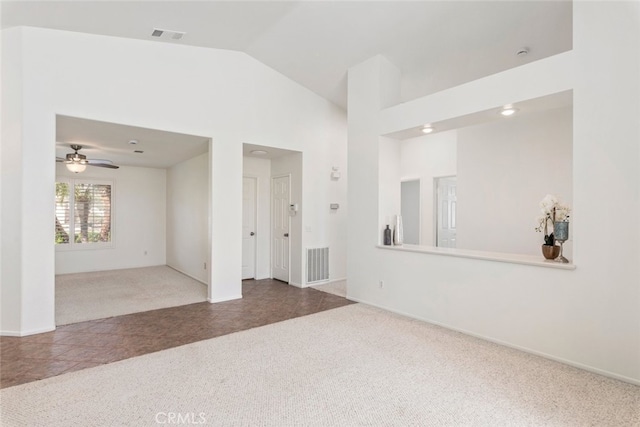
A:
[{"left": 55, "top": 179, "right": 113, "bottom": 247}]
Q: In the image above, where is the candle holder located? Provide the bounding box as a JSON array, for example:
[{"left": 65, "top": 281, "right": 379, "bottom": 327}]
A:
[{"left": 553, "top": 221, "right": 570, "bottom": 263}]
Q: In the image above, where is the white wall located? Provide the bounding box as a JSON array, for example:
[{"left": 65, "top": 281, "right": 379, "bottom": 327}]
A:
[
  {"left": 167, "top": 153, "right": 208, "bottom": 283},
  {"left": 271, "top": 152, "right": 303, "bottom": 285},
  {"left": 400, "top": 130, "right": 457, "bottom": 245},
  {"left": 324, "top": 107, "right": 349, "bottom": 282},
  {"left": 457, "top": 106, "right": 572, "bottom": 256},
  {"left": 243, "top": 156, "right": 271, "bottom": 280},
  {"left": 348, "top": 2, "right": 640, "bottom": 384},
  {"left": 1, "top": 28, "right": 25, "bottom": 333},
  {"left": 0, "top": 27, "right": 347, "bottom": 334},
  {"left": 55, "top": 163, "right": 166, "bottom": 274}
]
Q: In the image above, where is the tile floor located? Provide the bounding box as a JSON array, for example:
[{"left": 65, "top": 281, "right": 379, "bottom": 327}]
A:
[{"left": 0, "top": 279, "right": 354, "bottom": 389}]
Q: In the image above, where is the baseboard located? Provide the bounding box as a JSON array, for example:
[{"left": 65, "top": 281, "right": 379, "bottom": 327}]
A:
[
  {"left": 346, "top": 296, "right": 640, "bottom": 387},
  {"left": 303, "top": 277, "right": 347, "bottom": 288},
  {"left": 208, "top": 294, "right": 243, "bottom": 303},
  {"left": 288, "top": 281, "right": 303, "bottom": 288},
  {"left": 166, "top": 265, "right": 208, "bottom": 286},
  {"left": 312, "top": 277, "right": 347, "bottom": 286},
  {"left": 56, "top": 263, "right": 167, "bottom": 276},
  {"left": 1, "top": 325, "right": 56, "bottom": 337}
]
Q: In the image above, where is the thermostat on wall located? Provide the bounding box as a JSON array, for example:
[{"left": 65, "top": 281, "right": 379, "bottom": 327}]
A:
[{"left": 330, "top": 203, "right": 339, "bottom": 210}]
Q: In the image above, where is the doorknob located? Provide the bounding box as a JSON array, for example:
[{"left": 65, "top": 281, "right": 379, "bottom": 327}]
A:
[
  {"left": 284, "top": 233, "right": 289, "bottom": 237},
  {"left": 250, "top": 232, "right": 255, "bottom": 236}
]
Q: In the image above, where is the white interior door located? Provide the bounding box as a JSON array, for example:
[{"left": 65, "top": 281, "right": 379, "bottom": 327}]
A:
[
  {"left": 242, "top": 177, "right": 257, "bottom": 280},
  {"left": 436, "top": 176, "right": 457, "bottom": 248},
  {"left": 272, "top": 175, "right": 290, "bottom": 282}
]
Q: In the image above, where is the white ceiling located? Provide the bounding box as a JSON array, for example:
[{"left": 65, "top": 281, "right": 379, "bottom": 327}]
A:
[
  {"left": 384, "top": 90, "right": 573, "bottom": 140},
  {"left": 243, "top": 143, "right": 300, "bottom": 160},
  {"left": 2, "top": 1, "right": 572, "bottom": 109},
  {"left": 56, "top": 116, "right": 209, "bottom": 168},
  {"left": 5, "top": 1, "right": 572, "bottom": 168}
]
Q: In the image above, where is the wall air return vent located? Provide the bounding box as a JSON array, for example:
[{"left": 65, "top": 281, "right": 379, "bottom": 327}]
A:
[
  {"left": 151, "top": 28, "right": 186, "bottom": 41},
  {"left": 307, "top": 247, "right": 329, "bottom": 284}
]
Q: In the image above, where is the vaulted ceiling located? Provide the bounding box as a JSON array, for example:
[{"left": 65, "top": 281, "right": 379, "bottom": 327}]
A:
[
  {"left": 1, "top": 1, "right": 572, "bottom": 110},
  {"left": 3, "top": 1, "right": 573, "bottom": 167}
]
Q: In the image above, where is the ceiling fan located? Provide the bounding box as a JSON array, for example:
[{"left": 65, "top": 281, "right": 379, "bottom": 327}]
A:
[{"left": 56, "top": 144, "right": 120, "bottom": 173}]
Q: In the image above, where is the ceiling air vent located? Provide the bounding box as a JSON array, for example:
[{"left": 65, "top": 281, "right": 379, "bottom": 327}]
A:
[{"left": 151, "top": 28, "right": 186, "bottom": 41}]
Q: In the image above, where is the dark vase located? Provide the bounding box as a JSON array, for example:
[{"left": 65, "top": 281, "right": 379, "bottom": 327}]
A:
[
  {"left": 383, "top": 225, "right": 392, "bottom": 246},
  {"left": 541, "top": 245, "right": 560, "bottom": 260}
]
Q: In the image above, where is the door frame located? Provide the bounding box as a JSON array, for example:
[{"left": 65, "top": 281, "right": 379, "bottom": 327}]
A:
[
  {"left": 271, "top": 174, "right": 291, "bottom": 283},
  {"left": 242, "top": 175, "right": 258, "bottom": 280}
]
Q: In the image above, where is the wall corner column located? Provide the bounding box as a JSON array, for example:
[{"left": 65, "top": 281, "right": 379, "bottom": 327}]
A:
[
  {"left": 347, "top": 55, "right": 401, "bottom": 295},
  {"left": 208, "top": 137, "right": 243, "bottom": 303}
]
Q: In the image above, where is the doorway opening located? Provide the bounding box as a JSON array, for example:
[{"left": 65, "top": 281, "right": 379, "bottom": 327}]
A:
[
  {"left": 54, "top": 115, "right": 211, "bottom": 325},
  {"left": 242, "top": 144, "right": 302, "bottom": 286}
]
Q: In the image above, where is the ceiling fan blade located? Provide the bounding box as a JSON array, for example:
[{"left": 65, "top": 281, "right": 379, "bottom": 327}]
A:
[
  {"left": 88, "top": 163, "right": 120, "bottom": 169},
  {"left": 57, "top": 147, "right": 120, "bottom": 170}
]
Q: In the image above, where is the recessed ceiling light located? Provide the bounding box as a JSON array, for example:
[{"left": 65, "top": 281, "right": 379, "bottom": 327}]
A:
[
  {"left": 251, "top": 150, "right": 268, "bottom": 156},
  {"left": 421, "top": 125, "right": 434, "bottom": 134},
  {"left": 516, "top": 47, "right": 529, "bottom": 57},
  {"left": 500, "top": 107, "right": 518, "bottom": 116},
  {"left": 128, "top": 139, "right": 138, "bottom": 145},
  {"left": 134, "top": 150, "right": 144, "bottom": 154}
]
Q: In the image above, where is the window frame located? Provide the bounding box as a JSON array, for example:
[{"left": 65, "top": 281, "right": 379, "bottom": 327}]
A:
[{"left": 55, "top": 178, "right": 115, "bottom": 251}]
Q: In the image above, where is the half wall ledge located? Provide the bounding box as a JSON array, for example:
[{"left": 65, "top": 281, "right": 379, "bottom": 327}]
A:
[{"left": 377, "top": 244, "right": 576, "bottom": 270}]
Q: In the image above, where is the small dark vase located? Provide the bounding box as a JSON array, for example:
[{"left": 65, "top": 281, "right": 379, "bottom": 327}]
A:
[
  {"left": 541, "top": 245, "right": 560, "bottom": 260},
  {"left": 383, "top": 225, "right": 392, "bottom": 246}
]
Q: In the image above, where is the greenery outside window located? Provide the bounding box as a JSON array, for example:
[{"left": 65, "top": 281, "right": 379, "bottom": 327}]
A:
[{"left": 55, "top": 179, "right": 113, "bottom": 247}]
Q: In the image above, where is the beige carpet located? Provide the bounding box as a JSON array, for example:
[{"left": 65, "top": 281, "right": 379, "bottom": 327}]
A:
[
  {"left": 3, "top": 304, "right": 639, "bottom": 426},
  {"left": 55, "top": 265, "right": 207, "bottom": 325},
  {"left": 311, "top": 279, "right": 347, "bottom": 298}
]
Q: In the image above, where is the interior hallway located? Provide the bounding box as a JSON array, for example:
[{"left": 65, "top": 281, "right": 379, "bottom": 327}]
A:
[{"left": 0, "top": 279, "right": 354, "bottom": 389}]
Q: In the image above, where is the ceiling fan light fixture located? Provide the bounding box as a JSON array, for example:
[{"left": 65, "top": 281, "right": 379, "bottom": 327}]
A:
[
  {"left": 58, "top": 144, "right": 120, "bottom": 171},
  {"left": 66, "top": 162, "right": 87, "bottom": 173}
]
